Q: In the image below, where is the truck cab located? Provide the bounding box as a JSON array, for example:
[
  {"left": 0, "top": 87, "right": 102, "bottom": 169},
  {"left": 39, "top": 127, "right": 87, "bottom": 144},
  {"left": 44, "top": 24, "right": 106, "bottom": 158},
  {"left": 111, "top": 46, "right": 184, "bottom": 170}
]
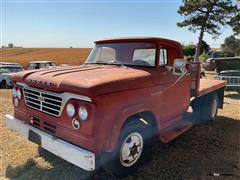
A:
[{"left": 6, "top": 37, "right": 226, "bottom": 178}]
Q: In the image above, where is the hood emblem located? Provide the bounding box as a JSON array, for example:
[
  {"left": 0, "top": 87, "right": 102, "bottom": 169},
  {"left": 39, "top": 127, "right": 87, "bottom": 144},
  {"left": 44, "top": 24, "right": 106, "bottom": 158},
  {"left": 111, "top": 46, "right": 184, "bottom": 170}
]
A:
[
  {"left": 38, "top": 96, "right": 45, "bottom": 102},
  {"left": 27, "top": 78, "right": 55, "bottom": 86}
]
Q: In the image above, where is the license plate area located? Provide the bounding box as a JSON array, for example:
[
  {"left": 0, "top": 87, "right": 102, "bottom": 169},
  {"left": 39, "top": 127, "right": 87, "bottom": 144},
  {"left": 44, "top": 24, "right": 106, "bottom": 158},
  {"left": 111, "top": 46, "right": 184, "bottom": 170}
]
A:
[{"left": 28, "top": 130, "right": 41, "bottom": 146}]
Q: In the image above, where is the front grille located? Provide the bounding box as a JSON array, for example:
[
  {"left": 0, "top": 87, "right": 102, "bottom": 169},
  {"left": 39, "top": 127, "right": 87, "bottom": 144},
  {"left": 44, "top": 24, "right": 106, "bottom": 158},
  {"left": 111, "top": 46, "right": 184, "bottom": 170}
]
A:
[
  {"left": 23, "top": 87, "right": 63, "bottom": 117},
  {"left": 217, "top": 76, "right": 240, "bottom": 85}
]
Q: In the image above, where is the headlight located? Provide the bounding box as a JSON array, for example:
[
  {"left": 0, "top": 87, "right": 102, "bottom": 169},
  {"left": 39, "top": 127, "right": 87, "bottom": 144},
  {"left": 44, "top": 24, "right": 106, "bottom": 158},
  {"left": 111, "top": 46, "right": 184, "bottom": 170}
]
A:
[
  {"left": 66, "top": 103, "right": 75, "bottom": 117},
  {"left": 16, "top": 89, "right": 21, "bottom": 99},
  {"left": 78, "top": 106, "right": 88, "bottom": 120},
  {"left": 13, "top": 87, "right": 17, "bottom": 98}
]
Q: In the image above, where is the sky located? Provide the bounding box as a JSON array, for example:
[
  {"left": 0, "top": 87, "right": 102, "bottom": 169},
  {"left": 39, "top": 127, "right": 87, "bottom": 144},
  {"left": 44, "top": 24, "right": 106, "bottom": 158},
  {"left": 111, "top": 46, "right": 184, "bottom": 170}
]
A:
[{"left": 1, "top": 0, "right": 238, "bottom": 48}]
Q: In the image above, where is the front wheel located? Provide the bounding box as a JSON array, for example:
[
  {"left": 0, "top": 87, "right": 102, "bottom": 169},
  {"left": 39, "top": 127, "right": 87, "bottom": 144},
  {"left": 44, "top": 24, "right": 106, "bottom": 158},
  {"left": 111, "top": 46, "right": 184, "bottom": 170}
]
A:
[{"left": 101, "top": 121, "right": 152, "bottom": 178}]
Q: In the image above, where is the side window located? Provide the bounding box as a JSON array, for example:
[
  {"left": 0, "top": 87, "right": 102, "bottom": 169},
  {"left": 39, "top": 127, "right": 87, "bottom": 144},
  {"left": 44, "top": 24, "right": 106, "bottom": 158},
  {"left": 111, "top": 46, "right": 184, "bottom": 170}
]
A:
[
  {"left": 159, "top": 48, "right": 168, "bottom": 66},
  {"left": 45, "top": 63, "right": 51, "bottom": 67},
  {"left": 28, "top": 63, "right": 35, "bottom": 70},
  {"left": 40, "top": 63, "right": 46, "bottom": 68}
]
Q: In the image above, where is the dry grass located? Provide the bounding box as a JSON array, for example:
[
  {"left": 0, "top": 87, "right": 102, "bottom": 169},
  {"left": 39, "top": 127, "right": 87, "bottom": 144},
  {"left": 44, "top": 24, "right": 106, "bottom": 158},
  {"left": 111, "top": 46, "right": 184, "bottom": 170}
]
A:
[
  {"left": 1, "top": 48, "right": 92, "bottom": 68},
  {"left": 0, "top": 73, "right": 240, "bottom": 180}
]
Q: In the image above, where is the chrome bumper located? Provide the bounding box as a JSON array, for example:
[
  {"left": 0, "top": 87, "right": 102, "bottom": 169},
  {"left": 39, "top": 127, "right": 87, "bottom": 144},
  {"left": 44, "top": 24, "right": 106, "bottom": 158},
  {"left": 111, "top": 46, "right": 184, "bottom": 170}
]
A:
[{"left": 5, "top": 114, "right": 95, "bottom": 171}]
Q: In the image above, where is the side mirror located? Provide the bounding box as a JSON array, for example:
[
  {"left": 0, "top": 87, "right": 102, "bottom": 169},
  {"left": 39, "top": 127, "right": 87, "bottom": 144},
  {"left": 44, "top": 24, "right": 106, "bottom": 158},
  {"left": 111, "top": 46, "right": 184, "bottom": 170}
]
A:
[{"left": 173, "top": 59, "right": 187, "bottom": 75}]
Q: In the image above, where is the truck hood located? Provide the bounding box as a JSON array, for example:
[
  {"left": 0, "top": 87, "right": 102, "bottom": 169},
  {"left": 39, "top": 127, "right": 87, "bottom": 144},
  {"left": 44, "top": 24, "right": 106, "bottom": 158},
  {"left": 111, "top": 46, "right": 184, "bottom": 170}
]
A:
[{"left": 12, "top": 64, "right": 154, "bottom": 97}]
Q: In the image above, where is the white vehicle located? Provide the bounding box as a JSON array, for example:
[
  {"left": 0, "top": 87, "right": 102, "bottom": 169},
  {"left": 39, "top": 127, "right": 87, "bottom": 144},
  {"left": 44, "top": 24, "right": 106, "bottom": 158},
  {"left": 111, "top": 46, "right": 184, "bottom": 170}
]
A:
[
  {"left": 0, "top": 62, "right": 24, "bottom": 88},
  {"left": 27, "top": 61, "right": 57, "bottom": 70}
]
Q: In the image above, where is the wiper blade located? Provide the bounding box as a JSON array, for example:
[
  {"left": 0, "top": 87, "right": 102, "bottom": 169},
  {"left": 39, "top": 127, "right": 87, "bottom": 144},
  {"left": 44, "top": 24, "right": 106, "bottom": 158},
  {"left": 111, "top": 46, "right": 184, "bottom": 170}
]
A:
[{"left": 109, "top": 60, "right": 127, "bottom": 68}]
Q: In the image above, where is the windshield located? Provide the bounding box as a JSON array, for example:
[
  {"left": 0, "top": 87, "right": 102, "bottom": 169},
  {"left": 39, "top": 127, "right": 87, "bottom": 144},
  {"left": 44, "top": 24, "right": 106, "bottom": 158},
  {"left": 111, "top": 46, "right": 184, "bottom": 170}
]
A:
[
  {"left": 0, "top": 67, "right": 23, "bottom": 74},
  {"left": 85, "top": 42, "right": 156, "bottom": 67}
]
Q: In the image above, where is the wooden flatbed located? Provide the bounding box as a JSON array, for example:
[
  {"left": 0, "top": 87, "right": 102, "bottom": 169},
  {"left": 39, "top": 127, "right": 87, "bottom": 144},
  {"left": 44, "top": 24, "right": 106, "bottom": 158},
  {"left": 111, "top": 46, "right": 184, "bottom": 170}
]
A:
[{"left": 197, "top": 79, "right": 226, "bottom": 97}]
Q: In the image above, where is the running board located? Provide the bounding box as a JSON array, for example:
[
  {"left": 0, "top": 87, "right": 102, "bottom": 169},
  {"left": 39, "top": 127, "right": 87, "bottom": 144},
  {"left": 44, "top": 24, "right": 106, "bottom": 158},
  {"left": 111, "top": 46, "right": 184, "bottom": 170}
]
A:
[{"left": 160, "top": 114, "right": 193, "bottom": 143}]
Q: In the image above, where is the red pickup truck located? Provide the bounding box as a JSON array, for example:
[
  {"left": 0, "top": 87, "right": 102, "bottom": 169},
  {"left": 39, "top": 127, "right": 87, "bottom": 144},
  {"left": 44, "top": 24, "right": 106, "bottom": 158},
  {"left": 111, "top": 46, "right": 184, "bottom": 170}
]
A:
[{"left": 6, "top": 37, "right": 226, "bottom": 178}]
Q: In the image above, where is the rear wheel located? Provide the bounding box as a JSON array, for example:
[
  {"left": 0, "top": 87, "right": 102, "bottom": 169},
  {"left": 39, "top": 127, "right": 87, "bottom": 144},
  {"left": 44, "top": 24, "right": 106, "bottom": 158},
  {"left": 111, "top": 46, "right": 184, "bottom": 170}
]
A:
[
  {"left": 192, "top": 93, "right": 219, "bottom": 123},
  {"left": 101, "top": 119, "right": 152, "bottom": 178},
  {"left": 202, "top": 94, "right": 218, "bottom": 121}
]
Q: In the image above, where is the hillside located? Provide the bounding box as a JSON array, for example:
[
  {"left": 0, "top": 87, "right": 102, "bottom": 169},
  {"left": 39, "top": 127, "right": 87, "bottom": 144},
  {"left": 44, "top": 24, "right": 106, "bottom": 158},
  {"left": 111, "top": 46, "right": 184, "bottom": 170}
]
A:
[{"left": 0, "top": 48, "right": 92, "bottom": 68}]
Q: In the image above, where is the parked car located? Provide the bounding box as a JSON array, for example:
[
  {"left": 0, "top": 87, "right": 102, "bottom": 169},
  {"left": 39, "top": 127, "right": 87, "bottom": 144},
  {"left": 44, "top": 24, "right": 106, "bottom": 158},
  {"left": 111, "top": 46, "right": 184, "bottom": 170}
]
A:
[
  {"left": 203, "top": 50, "right": 225, "bottom": 71},
  {"left": 203, "top": 58, "right": 216, "bottom": 71},
  {"left": 6, "top": 37, "right": 226, "bottom": 178},
  {"left": 214, "top": 57, "right": 240, "bottom": 93},
  {"left": 203, "top": 57, "right": 240, "bottom": 71},
  {"left": 0, "top": 62, "right": 24, "bottom": 88},
  {"left": 203, "top": 50, "right": 224, "bottom": 71},
  {"left": 27, "top": 61, "right": 57, "bottom": 70}
]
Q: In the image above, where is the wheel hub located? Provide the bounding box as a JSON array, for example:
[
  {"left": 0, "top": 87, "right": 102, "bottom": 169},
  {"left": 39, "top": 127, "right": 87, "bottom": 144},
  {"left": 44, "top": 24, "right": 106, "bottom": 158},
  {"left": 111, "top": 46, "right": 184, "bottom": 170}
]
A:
[
  {"left": 211, "top": 98, "right": 217, "bottom": 118},
  {"left": 120, "top": 132, "right": 143, "bottom": 167}
]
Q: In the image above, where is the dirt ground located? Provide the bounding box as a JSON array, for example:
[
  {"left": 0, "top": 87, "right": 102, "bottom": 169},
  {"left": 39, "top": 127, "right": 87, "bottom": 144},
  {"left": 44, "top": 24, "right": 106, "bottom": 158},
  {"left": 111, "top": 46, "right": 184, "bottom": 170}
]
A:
[{"left": 0, "top": 85, "right": 240, "bottom": 179}]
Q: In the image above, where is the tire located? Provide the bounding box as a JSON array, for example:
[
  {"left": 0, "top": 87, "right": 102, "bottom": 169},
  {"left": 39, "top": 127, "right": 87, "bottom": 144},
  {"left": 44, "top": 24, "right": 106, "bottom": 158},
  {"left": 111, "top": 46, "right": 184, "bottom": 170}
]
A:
[
  {"left": 0, "top": 80, "right": 6, "bottom": 88},
  {"left": 191, "top": 96, "right": 205, "bottom": 124},
  {"left": 192, "top": 93, "right": 219, "bottom": 123},
  {"left": 101, "top": 120, "right": 152, "bottom": 178},
  {"left": 202, "top": 94, "right": 218, "bottom": 121}
]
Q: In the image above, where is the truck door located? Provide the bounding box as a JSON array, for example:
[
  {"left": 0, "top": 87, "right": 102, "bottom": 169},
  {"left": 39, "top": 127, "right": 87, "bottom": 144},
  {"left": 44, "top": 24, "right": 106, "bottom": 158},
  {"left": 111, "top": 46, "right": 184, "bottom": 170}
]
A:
[{"left": 151, "top": 46, "right": 191, "bottom": 124}]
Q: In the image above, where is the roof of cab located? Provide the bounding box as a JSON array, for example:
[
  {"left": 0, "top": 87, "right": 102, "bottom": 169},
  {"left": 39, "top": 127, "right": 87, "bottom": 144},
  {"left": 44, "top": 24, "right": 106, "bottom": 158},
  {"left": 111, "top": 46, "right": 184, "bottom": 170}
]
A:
[{"left": 95, "top": 36, "right": 181, "bottom": 46}]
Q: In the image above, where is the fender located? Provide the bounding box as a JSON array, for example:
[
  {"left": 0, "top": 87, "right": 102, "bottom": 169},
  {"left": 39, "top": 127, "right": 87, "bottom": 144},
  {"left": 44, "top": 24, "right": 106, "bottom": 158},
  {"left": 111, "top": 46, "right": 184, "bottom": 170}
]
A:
[{"left": 105, "top": 101, "right": 152, "bottom": 152}]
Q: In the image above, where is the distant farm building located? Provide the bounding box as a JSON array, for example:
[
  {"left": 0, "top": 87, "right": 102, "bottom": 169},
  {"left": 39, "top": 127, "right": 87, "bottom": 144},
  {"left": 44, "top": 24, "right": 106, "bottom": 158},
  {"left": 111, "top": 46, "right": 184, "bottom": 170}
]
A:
[{"left": 8, "top": 43, "right": 14, "bottom": 48}]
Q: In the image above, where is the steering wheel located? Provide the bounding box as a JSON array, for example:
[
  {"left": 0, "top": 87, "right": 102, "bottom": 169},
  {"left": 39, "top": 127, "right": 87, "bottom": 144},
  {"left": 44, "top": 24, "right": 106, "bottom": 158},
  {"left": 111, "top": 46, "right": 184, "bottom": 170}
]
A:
[{"left": 134, "top": 60, "right": 150, "bottom": 66}]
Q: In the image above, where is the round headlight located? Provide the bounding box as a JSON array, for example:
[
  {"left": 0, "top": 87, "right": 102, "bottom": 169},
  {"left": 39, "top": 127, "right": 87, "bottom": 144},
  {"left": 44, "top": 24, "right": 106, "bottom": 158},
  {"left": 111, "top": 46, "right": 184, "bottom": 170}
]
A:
[
  {"left": 78, "top": 106, "right": 88, "bottom": 120},
  {"left": 72, "top": 118, "right": 80, "bottom": 129},
  {"left": 66, "top": 103, "right": 75, "bottom": 117},
  {"left": 13, "top": 87, "right": 17, "bottom": 98},
  {"left": 16, "top": 89, "right": 21, "bottom": 99}
]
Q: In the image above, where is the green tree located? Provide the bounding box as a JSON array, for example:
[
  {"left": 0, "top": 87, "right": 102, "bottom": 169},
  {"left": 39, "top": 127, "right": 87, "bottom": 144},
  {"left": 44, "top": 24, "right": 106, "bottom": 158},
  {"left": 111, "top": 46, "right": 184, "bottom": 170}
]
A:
[
  {"left": 199, "top": 52, "right": 209, "bottom": 63},
  {"left": 223, "top": 35, "right": 240, "bottom": 56},
  {"left": 183, "top": 44, "right": 196, "bottom": 56},
  {"left": 177, "top": 0, "right": 239, "bottom": 62},
  {"left": 183, "top": 40, "right": 210, "bottom": 57},
  {"left": 230, "top": 12, "right": 240, "bottom": 35}
]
